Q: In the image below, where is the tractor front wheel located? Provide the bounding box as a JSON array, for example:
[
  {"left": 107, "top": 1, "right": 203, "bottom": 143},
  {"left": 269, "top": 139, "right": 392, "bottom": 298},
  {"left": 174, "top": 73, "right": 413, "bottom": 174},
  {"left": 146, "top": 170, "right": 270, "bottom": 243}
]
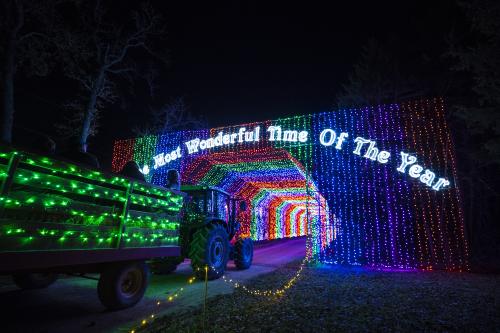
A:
[
  {"left": 189, "top": 224, "right": 229, "bottom": 280},
  {"left": 234, "top": 238, "right": 254, "bottom": 270}
]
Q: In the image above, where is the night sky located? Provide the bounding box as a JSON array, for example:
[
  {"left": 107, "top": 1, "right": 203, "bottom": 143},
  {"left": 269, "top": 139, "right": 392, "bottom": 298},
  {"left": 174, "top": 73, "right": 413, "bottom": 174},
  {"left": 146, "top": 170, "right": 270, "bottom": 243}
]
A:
[
  {"left": 14, "top": 0, "right": 462, "bottom": 167},
  {"left": 152, "top": 1, "right": 459, "bottom": 123}
]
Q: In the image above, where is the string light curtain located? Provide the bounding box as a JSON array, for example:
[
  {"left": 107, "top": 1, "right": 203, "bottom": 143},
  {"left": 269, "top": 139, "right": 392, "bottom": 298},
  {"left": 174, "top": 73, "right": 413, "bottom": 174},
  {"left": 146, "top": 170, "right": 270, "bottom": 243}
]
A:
[{"left": 112, "top": 98, "right": 468, "bottom": 271}]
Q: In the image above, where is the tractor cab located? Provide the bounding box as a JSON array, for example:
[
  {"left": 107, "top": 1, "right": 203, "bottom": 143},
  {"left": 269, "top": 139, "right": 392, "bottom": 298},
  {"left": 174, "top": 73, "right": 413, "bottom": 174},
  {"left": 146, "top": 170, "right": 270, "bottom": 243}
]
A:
[
  {"left": 181, "top": 185, "right": 244, "bottom": 240},
  {"left": 151, "top": 185, "right": 253, "bottom": 280}
]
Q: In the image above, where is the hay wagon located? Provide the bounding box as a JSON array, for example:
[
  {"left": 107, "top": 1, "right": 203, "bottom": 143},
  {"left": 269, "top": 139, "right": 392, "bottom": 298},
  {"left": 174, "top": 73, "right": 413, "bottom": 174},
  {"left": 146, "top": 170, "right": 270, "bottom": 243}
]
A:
[{"left": 0, "top": 145, "right": 185, "bottom": 309}]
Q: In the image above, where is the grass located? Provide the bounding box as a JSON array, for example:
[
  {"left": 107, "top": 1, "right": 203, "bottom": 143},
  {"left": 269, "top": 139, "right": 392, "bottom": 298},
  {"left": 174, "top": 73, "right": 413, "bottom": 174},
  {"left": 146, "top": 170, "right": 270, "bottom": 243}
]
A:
[{"left": 142, "top": 262, "right": 500, "bottom": 333}]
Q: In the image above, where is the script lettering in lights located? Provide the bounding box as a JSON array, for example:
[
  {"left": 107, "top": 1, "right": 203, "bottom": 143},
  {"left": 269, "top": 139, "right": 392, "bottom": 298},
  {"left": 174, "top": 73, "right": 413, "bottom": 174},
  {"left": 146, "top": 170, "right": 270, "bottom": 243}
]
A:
[
  {"left": 318, "top": 129, "right": 450, "bottom": 191},
  {"left": 319, "top": 129, "right": 349, "bottom": 149},
  {"left": 153, "top": 146, "right": 181, "bottom": 169},
  {"left": 397, "top": 152, "right": 450, "bottom": 191},
  {"left": 185, "top": 127, "right": 261, "bottom": 154},
  {"left": 352, "top": 137, "right": 391, "bottom": 164},
  {"left": 267, "top": 126, "right": 308, "bottom": 142},
  {"left": 139, "top": 164, "right": 150, "bottom": 175}
]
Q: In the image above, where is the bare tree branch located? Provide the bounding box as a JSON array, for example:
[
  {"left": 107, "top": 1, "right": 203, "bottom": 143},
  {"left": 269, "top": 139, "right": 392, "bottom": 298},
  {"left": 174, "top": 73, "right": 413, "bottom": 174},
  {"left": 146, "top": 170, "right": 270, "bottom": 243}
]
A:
[
  {"left": 0, "top": 0, "right": 66, "bottom": 143},
  {"left": 133, "top": 97, "right": 208, "bottom": 136},
  {"left": 57, "top": 0, "right": 168, "bottom": 147}
]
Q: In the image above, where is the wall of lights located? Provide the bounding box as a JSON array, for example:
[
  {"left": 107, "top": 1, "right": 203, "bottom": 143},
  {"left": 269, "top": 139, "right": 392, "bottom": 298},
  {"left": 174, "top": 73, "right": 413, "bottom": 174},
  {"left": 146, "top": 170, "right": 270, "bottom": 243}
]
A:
[{"left": 112, "top": 98, "right": 469, "bottom": 271}]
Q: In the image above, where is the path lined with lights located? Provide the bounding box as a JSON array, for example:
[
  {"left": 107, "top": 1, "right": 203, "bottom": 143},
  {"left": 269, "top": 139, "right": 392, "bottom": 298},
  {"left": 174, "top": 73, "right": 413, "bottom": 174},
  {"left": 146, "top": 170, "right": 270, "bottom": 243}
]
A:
[
  {"left": 131, "top": 237, "right": 310, "bottom": 332},
  {"left": 0, "top": 238, "right": 307, "bottom": 333}
]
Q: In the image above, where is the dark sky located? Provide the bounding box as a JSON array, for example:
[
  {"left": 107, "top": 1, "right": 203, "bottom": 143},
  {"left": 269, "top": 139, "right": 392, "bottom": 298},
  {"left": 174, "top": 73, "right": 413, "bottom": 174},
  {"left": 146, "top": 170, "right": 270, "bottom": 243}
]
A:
[
  {"left": 146, "top": 0, "right": 459, "bottom": 126},
  {"left": 14, "top": 0, "right": 462, "bottom": 166}
]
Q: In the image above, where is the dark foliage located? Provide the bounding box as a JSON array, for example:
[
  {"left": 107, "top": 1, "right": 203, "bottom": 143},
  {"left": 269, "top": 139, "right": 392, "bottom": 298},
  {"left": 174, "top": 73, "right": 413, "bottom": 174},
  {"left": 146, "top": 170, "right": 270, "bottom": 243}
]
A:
[
  {"left": 0, "top": 0, "right": 62, "bottom": 143},
  {"left": 448, "top": 0, "right": 500, "bottom": 270},
  {"left": 336, "top": 0, "right": 500, "bottom": 271}
]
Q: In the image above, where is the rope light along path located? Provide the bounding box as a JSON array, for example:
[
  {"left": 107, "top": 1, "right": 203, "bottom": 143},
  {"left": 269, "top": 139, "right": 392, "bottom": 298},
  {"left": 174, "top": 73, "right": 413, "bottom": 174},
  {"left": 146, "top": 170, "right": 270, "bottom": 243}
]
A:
[
  {"left": 219, "top": 192, "right": 317, "bottom": 297},
  {"left": 219, "top": 234, "right": 314, "bottom": 297},
  {"left": 132, "top": 176, "right": 318, "bottom": 331},
  {"left": 130, "top": 234, "right": 315, "bottom": 333},
  {"left": 219, "top": 171, "right": 317, "bottom": 297},
  {"left": 130, "top": 274, "right": 198, "bottom": 333}
]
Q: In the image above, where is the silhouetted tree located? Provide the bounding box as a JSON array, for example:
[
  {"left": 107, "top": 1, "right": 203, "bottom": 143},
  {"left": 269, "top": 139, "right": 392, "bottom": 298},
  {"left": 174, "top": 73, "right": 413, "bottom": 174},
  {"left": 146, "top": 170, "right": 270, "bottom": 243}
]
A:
[
  {"left": 449, "top": 0, "right": 500, "bottom": 163},
  {"left": 336, "top": 39, "right": 421, "bottom": 108},
  {"left": 133, "top": 97, "right": 208, "bottom": 136},
  {"left": 57, "top": 0, "right": 167, "bottom": 148},
  {"left": 0, "top": 0, "right": 60, "bottom": 143},
  {"left": 447, "top": 0, "right": 500, "bottom": 270}
]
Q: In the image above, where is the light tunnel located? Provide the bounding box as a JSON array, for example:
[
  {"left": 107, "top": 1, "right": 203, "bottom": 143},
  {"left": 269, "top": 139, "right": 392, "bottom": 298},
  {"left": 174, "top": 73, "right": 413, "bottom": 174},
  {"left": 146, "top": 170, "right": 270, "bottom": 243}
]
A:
[
  {"left": 113, "top": 99, "right": 469, "bottom": 270},
  {"left": 181, "top": 148, "right": 334, "bottom": 247}
]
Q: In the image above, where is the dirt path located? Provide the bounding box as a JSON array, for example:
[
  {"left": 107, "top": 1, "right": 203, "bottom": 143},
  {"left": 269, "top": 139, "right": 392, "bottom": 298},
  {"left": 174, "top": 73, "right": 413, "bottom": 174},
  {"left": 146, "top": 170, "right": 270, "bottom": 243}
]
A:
[{"left": 0, "top": 237, "right": 306, "bottom": 333}]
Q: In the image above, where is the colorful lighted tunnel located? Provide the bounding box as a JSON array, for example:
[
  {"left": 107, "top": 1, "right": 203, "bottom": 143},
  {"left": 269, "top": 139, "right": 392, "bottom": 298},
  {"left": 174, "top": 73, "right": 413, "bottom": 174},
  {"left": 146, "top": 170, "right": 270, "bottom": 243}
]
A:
[
  {"left": 181, "top": 148, "right": 333, "bottom": 247},
  {"left": 112, "top": 99, "right": 470, "bottom": 270}
]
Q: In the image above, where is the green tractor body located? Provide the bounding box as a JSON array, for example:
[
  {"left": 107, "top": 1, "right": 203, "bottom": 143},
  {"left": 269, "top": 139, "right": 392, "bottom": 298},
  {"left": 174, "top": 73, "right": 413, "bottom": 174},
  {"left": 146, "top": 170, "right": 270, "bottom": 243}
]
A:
[{"left": 152, "top": 185, "right": 253, "bottom": 279}]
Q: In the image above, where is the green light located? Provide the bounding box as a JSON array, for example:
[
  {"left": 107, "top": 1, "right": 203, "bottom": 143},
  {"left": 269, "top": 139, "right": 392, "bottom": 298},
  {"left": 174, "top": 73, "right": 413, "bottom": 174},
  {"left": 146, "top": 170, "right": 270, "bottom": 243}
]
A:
[{"left": 0, "top": 146, "right": 183, "bottom": 252}]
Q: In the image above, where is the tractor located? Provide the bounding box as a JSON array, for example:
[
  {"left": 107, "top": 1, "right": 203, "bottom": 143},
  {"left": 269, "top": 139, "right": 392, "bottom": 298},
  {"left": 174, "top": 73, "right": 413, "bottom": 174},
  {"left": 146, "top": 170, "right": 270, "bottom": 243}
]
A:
[{"left": 151, "top": 185, "right": 254, "bottom": 280}]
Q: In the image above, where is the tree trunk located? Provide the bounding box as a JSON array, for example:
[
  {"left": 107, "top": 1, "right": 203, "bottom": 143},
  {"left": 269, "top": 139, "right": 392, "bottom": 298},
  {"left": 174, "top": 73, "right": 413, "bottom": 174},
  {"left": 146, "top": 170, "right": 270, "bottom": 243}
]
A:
[
  {"left": 1, "top": 1, "right": 23, "bottom": 144},
  {"left": 80, "top": 69, "right": 105, "bottom": 148},
  {"left": 1, "top": 39, "right": 16, "bottom": 144}
]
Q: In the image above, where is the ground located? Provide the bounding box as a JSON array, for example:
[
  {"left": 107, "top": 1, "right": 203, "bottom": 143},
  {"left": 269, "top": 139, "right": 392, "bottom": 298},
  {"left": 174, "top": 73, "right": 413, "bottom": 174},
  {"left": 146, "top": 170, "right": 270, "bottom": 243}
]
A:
[
  {"left": 0, "top": 238, "right": 306, "bottom": 333},
  {"left": 1, "top": 238, "right": 499, "bottom": 332},
  {"left": 143, "top": 263, "right": 500, "bottom": 333}
]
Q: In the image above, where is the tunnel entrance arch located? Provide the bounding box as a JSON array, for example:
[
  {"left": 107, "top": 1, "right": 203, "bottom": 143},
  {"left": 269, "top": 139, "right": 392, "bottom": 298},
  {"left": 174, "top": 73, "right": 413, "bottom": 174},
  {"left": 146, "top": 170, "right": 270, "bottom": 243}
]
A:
[
  {"left": 180, "top": 148, "right": 333, "bottom": 247},
  {"left": 112, "top": 98, "right": 469, "bottom": 271}
]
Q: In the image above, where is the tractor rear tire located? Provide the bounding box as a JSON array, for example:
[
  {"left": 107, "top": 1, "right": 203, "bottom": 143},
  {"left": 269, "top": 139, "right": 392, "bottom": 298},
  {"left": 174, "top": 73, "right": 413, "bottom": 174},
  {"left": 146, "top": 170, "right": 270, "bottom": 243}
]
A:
[
  {"left": 97, "top": 261, "right": 149, "bottom": 310},
  {"left": 234, "top": 238, "right": 254, "bottom": 270},
  {"left": 189, "top": 223, "right": 229, "bottom": 280},
  {"left": 150, "top": 256, "right": 184, "bottom": 274},
  {"left": 12, "top": 273, "right": 58, "bottom": 290}
]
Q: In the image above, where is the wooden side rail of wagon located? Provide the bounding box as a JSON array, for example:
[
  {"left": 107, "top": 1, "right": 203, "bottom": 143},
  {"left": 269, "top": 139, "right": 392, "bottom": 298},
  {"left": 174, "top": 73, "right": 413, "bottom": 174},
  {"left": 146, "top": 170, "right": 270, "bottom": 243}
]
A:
[{"left": 0, "top": 145, "right": 185, "bottom": 310}]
